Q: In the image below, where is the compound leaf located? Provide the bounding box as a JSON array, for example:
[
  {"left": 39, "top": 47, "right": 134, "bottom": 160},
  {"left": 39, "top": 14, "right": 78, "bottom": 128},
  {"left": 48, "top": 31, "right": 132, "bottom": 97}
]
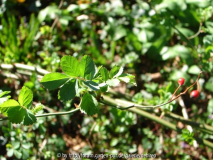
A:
[
  {"left": 41, "top": 72, "right": 70, "bottom": 90},
  {"left": 58, "top": 79, "right": 78, "bottom": 101},
  {"left": 18, "top": 86, "right": 33, "bottom": 108},
  {"left": 80, "top": 55, "right": 96, "bottom": 80},
  {"left": 80, "top": 93, "right": 98, "bottom": 116},
  {"left": 61, "top": 55, "right": 80, "bottom": 77}
]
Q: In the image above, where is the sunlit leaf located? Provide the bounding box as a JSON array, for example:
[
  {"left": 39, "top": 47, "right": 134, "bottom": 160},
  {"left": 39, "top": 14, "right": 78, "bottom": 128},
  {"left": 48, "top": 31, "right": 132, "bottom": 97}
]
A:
[
  {"left": 118, "top": 73, "right": 137, "bottom": 86},
  {"left": 188, "top": 65, "right": 201, "bottom": 75},
  {"left": 0, "top": 91, "right": 10, "bottom": 98},
  {"left": 61, "top": 55, "right": 80, "bottom": 77},
  {"left": 0, "top": 99, "right": 20, "bottom": 114},
  {"left": 32, "top": 103, "right": 45, "bottom": 114},
  {"left": 80, "top": 93, "right": 98, "bottom": 116},
  {"left": 80, "top": 55, "right": 96, "bottom": 80},
  {"left": 106, "top": 79, "right": 120, "bottom": 87},
  {"left": 58, "top": 79, "right": 78, "bottom": 101},
  {"left": 100, "top": 67, "right": 109, "bottom": 81},
  {"left": 41, "top": 73, "right": 70, "bottom": 90},
  {"left": 18, "top": 86, "right": 33, "bottom": 108},
  {"left": 109, "top": 66, "right": 123, "bottom": 78},
  {"left": 13, "top": 150, "right": 22, "bottom": 159}
]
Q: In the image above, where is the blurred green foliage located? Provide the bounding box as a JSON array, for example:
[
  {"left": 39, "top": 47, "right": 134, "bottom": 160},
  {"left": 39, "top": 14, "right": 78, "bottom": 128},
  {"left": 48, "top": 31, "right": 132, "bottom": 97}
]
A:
[{"left": 0, "top": 0, "right": 213, "bottom": 159}]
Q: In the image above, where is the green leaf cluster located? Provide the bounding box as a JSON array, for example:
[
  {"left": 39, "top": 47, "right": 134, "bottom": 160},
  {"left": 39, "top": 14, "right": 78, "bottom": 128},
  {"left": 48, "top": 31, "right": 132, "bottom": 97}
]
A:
[
  {"left": 0, "top": 86, "right": 36, "bottom": 125},
  {"left": 181, "top": 129, "right": 195, "bottom": 145},
  {"left": 41, "top": 55, "right": 136, "bottom": 116}
]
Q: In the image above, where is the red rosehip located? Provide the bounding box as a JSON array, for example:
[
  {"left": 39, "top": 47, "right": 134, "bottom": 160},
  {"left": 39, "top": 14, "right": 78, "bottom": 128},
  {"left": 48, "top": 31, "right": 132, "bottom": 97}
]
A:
[
  {"left": 190, "top": 90, "right": 199, "bottom": 99},
  {"left": 178, "top": 78, "right": 185, "bottom": 86}
]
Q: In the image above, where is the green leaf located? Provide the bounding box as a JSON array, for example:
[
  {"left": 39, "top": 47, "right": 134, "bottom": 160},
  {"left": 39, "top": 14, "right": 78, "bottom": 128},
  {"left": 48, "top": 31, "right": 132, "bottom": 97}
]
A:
[
  {"left": 23, "top": 110, "right": 36, "bottom": 125},
  {"left": 38, "top": 6, "right": 60, "bottom": 22},
  {"left": 207, "top": 99, "right": 213, "bottom": 114},
  {"left": 205, "top": 78, "right": 213, "bottom": 92},
  {"left": 18, "top": 86, "right": 33, "bottom": 108},
  {"left": 172, "top": 25, "right": 195, "bottom": 49},
  {"left": 100, "top": 67, "right": 109, "bottom": 81},
  {"left": 22, "top": 149, "right": 30, "bottom": 159},
  {"left": 7, "top": 148, "right": 14, "bottom": 157},
  {"left": 58, "top": 79, "right": 78, "bottom": 101},
  {"left": 0, "top": 91, "right": 10, "bottom": 98},
  {"left": 80, "top": 55, "right": 96, "bottom": 80},
  {"left": 7, "top": 107, "right": 26, "bottom": 124},
  {"left": 80, "top": 93, "right": 98, "bottom": 116},
  {"left": 100, "top": 83, "right": 109, "bottom": 92},
  {"left": 181, "top": 129, "right": 194, "bottom": 145},
  {"left": 41, "top": 73, "right": 70, "bottom": 90},
  {"left": 0, "top": 99, "right": 20, "bottom": 114},
  {"left": 114, "top": 26, "right": 127, "bottom": 41},
  {"left": 161, "top": 45, "right": 191, "bottom": 61},
  {"left": 32, "top": 103, "right": 44, "bottom": 114},
  {"left": 61, "top": 55, "right": 80, "bottom": 77},
  {"left": 132, "top": 93, "right": 143, "bottom": 104},
  {"left": 83, "top": 80, "right": 100, "bottom": 91},
  {"left": 188, "top": 65, "right": 201, "bottom": 75},
  {"left": 67, "top": 4, "right": 79, "bottom": 12},
  {"left": 0, "top": 91, "right": 11, "bottom": 105},
  {"left": 118, "top": 73, "right": 137, "bottom": 86},
  {"left": 14, "top": 150, "right": 22, "bottom": 159},
  {"left": 22, "top": 143, "right": 31, "bottom": 149},
  {"left": 110, "top": 138, "right": 119, "bottom": 147},
  {"left": 169, "top": 70, "right": 190, "bottom": 82},
  {"left": 106, "top": 79, "right": 120, "bottom": 87},
  {"left": 118, "top": 76, "right": 129, "bottom": 82},
  {"left": 109, "top": 66, "right": 123, "bottom": 78},
  {"left": 11, "top": 141, "right": 20, "bottom": 149},
  {"left": 144, "top": 82, "right": 159, "bottom": 93},
  {"left": 93, "top": 65, "right": 103, "bottom": 79}
]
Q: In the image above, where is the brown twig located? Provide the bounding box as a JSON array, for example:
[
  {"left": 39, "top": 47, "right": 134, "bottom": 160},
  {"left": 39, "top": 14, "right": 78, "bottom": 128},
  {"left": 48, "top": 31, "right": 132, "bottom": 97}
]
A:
[
  {"left": 109, "top": 71, "right": 203, "bottom": 110},
  {"left": 188, "top": 23, "right": 203, "bottom": 39},
  {"left": 169, "top": 85, "right": 181, "bottom": 101}
]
